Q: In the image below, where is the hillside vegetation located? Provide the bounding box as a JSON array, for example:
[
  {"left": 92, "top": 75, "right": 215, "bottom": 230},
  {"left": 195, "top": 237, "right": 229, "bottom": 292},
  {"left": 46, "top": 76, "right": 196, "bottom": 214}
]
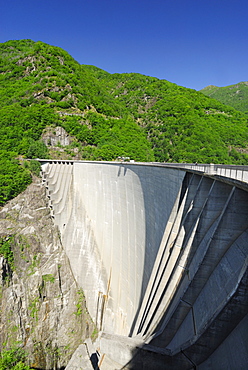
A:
[
  {"left": 200, "top": 82, "right": 248, "bottom": 115},
  {"left": 1, "top": 39, "right": 248, "bottom": 204}
]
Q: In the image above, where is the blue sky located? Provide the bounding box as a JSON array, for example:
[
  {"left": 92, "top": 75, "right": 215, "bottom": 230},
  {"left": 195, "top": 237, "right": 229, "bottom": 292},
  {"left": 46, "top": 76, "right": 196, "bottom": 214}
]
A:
[{"left": 1, "top": 0, "right": 247, "bottom": 90}]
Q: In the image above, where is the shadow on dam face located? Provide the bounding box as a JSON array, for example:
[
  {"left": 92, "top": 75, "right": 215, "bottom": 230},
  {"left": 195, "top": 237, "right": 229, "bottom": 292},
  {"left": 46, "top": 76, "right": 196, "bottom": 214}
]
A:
[
  {"left": 42, "top": 162, "right": 248, "bottom": 369},
  {"left": 126, "top": 176, "right": 248, "bottom": 369}
]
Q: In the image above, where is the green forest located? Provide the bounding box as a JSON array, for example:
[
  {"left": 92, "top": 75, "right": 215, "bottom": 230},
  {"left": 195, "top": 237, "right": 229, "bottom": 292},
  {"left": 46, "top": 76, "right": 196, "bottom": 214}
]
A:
[
  {"left": 1, "top": 39, "right": 248, "bottom": 205},
  {"left": 200, "top": 82, "right": 248, "bottom": 115}
]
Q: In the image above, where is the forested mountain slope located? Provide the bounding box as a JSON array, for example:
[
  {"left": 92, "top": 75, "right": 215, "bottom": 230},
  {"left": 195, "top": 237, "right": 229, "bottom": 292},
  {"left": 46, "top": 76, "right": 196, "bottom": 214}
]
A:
[
  {"left": 200, "top": 82, "right": 248, "bottom": 115},
  {"left": 1, "top": 39, "right": 248, "bottom": 204}
]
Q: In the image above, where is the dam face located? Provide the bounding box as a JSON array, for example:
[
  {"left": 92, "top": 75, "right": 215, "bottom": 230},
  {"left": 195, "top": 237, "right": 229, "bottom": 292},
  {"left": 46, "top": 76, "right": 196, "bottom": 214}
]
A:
[{"left": 42, "top": 161, "right": 248, "bottom": 369}]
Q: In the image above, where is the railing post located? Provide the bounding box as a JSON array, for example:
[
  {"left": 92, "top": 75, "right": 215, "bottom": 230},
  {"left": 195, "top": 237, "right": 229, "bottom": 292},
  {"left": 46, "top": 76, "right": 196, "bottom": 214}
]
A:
[{"left": 205, "top": 163, "right": 215, "bottom": 175}]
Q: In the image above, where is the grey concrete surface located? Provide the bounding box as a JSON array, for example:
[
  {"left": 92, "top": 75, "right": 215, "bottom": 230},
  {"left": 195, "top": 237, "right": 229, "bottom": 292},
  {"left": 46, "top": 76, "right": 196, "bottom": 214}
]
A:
[
  {"left": 41, "top": 161, "right": 248, "bottom": 369},
  {"left": 42, "top": 162, "right": 185, "bottom": 336},
  {"left": 65, "top": 344, "right": 93, "bottom": 370},
  {"left": 199, "top": 314, "right": 248, "bottom": 370}
]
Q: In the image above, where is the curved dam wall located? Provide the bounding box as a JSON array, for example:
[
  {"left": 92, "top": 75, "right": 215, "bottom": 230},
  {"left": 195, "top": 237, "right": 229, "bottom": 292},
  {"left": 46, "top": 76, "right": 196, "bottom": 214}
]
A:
[
  {"left": 42, "top": 161, "right": 185, "bottom": 335},
  {"left": 41, "top": 161, "right": 248, "bottom": 369}
]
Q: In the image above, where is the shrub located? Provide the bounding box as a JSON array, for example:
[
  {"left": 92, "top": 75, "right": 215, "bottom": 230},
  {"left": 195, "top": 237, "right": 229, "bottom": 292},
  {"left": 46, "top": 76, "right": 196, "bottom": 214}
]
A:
[{"left": 0, "top": 347, "right": 31, "bottom": 369}]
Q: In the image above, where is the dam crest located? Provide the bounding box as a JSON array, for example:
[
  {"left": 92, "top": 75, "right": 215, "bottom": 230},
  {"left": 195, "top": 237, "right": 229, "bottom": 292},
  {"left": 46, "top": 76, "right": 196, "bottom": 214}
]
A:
[{"left": 41, "top": 160, "right": 248, "bottom": 369}]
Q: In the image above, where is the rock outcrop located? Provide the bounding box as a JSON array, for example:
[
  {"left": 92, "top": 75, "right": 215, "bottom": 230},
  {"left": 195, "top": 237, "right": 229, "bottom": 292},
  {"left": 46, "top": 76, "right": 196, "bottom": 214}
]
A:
[
  {"left": 42, "top": 126, "right": 82, "bottom": 160},
  {"left": 42, "top": 126, "right": 73, "bottom": 147},
  {"left": 0, "top": 176, "right": 96, "bottom": 369}
]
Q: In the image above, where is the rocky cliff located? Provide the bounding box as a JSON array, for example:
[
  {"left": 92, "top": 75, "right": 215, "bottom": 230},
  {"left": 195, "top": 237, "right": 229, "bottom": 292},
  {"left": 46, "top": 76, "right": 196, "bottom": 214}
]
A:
[{"left": 0, "top": 175, "right": 96, "bottom": 369}]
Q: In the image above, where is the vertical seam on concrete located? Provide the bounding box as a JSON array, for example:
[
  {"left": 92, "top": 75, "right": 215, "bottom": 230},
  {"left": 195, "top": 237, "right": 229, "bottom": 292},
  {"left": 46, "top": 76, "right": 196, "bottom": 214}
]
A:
[{"left": 181, "top": 349, "right": 197, "bottom": 369}]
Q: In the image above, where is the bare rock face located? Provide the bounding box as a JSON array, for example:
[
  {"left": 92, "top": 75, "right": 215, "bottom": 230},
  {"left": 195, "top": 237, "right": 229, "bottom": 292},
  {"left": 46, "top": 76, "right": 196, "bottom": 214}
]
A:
[
  {"left": 42, "top": 126, "right": 72, "bottom": 147},
  {"left": 0, "top": 177, "right": 96, "bottom": 369},
  {"left": 42, "top": 126, "right": 82, "bottom": 160}
]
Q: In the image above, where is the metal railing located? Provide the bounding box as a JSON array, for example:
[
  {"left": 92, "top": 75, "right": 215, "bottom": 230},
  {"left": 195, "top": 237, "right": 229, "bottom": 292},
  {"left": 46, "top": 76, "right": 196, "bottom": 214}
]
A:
[{"left": 161, "top": 163, "right": 248, "bottom": 184}]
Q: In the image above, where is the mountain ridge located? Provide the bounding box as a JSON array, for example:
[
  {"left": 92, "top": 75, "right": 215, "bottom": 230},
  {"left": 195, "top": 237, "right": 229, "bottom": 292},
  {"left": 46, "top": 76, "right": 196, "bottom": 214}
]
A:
[
  {"left": 200, "top": 81, "right": 248, "bottom": 114},
  {"left": 1, "top": 39, "right": 248, "bottom": 205}
]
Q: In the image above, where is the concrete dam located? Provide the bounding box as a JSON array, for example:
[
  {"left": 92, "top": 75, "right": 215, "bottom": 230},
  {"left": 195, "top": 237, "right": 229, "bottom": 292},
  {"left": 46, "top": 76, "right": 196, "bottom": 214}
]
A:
[{"left": 41, "top": 161, "right": 248, "bottom": 369}]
